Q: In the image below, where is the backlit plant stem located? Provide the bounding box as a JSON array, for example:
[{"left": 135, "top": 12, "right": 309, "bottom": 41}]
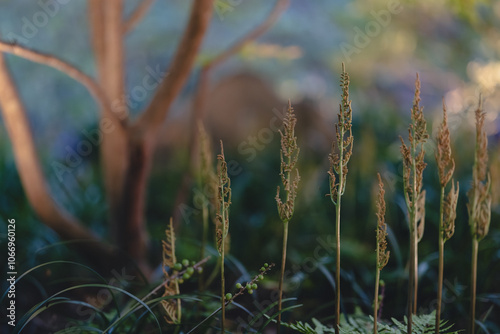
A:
[
  {"left": 373, "top": 267, "right": 380, "bottom": 334},
  {"left": 434, "top": 100, "right": 458, "bottom": 333},
  {"left": 335, "top": 174, "right": 342, "bottom": 334},
  {"left": 467, "top": 100, "right": 491, "bottom": 334},
  {"left": 374, "top": 173, "right": 388, "bottom": 334},
  {"left": 216, "top": 141, "right": 231, "bottom": 334},
  {"left": 278, "top": 220, "right": 289, "bottom": 331},
  {"left": 221, "top": 231, "right": 226, "bottom": 333},
  {"left": 276, "top": 101, "right": 300, "bottom": 334},
  {"left": 436, "top": 187, "right": 445, "bottom": 332},
  {"left": 470, "top": 238, "right": 478, "bottom": 334},
  {"left": 400, "top": 74, "right": 428, "bottom": 333},
  {"left": 328, "top": 63, "right": 353, "bottom": 334}
]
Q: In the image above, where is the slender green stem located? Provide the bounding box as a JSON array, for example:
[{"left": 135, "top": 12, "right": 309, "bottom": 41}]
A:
[
  {"left": 278, "top": 221, "right": 289, "bottom": 334},
  {"left": 220, "top": 177, "right": 227, "bottom": 334},
  {"left": 334, "top": 117, "right": 345, "bottom": 334},
  {"left": 470, "top": 238, "right": 478, "bottom": 334},
  {"left": 407, "top": 134, "right": 418, "bottom": 333},
  {"left": 436, "top": 187, "right": 445, "bottom": 333},
  {"left": 413, "top": 228, "right": 418, "bottom": 314},
  {"left": 335, "top": 192, "right": 341, "bottom": 334},
  {"left": 221, "top": 242, "right": 225, "bottom": 333},
  {"left": 407, "top": 229, "right": 414, "bottom": 333},
  {"left": 411, "top": 140, "right": 418, "bottom": 316},
  {"left": 374, "top": 268, "right": 380, "bottom": 334},
  {"left": 199, "top": 202, "right": 208, "bottom": 291},
  {"left": 407, "top": 200, "right": 415, "bottom": 332}
]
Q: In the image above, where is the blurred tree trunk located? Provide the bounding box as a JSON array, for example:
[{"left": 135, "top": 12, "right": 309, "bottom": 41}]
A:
[
  {"left": 0, "top": 0, "right": 215, "bottom": 276},
  {"left": 88, "top": 0, "right": 216, "bottom": 273}
]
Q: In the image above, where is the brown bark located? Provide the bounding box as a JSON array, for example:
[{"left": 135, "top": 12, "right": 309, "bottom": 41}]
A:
[
  {"left": 0, "top": 53, "right": 94, "bottom": 241},
  {"left": 123, "top": 0, "right": 154, "bottom": 34},
  {"left": 0, "top": 41, "right": 120, "bottom": 124},
  {"left": 0, "top": 52, "right": 120, "bottom": 269},
  {"left": 135, "top": 0, "right": 215, "bottom": 133},
  {"left": 191, "top": 0, "right": 289, "bottom": 159},
  {"left": 173, "top": 0, "right": 289, "bottom": 224},
  {"left": 88, "top": 0, "right": 106, "bottom": 82},
  {"left": 96, "top": 0, "right": 132, "bottom": 257},
  {"left": 206, "top": 0, "right": 289, "bottom": 70},
  {"left": 115, "top": 128, "right": 154, "bottom": 274},
  {"left": 0, "top": 0, "right": 215, "bottom": 277}
]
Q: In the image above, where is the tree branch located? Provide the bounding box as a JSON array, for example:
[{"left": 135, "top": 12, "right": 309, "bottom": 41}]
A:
[
  {"left": 134, "top": 0, "right": 215, "bottom": 133},
  {"left": 103, "top": 0, "right": 126, "bottom": 108},
  {"left": 171, "top": 0, "right": 289, "bottom": 224},
  {"left": 88, "top": 0, "right": 106, "bottom": 84},
  {"left": 0, "top": 40, "right": 125, "bottom": 126},
  {"left": 123, "top": 0, "right": 154, "bottom": 34},
  {"left": 204, "top": 0, "right": 289, "bottom": 71},
  {"left": 191, "top": 0, "right": 289, "bottom": 143},
  {"left": 0, "top": 52, "right": 98, "bottom": 243},
  {"left": 87, "top": 0, "right": 136, "bottom": 260}
]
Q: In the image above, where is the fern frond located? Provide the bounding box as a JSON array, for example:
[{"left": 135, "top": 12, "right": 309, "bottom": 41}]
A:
[{"left": 161, "top": 218, "right": 181, "bottom": 324}]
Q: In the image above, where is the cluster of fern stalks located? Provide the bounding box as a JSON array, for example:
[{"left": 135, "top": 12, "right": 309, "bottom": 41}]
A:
[
  {"left": 271, "top": 68, "right": 491, "bottom": 333},
  {"left": 159, "top": 65, "right": 491, "bottom": 333}
]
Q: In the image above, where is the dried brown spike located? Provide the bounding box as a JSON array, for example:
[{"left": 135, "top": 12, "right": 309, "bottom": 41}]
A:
[
  {"left": 276, "top": 100, "right": 300, "bottom": 222},
  {"left": 161, "top": 218, "right": 181, "bottom": 324},
  {"left": 411, "top": 74, "right": 428, "bottom": 145},
  {"left": 443, "top": 180, "right": 459, "bottom": 241},
  {"left": 400, "top": 74, "right": 428, "bottom": 215},
  {"left": 328, "top": 65, "right": 353, "bottom": 203},
  {"left": 216, "top": 141, "right": 231, "bottom": 254},
  {"left": 416, "top": 190, "right": 426, "bottom": 242},
  {"left": 376, "top": 173, "right": 390, "bottom": 270},
  {"left": 435, "top": 99, "right": 455, "bottom": 188},
  {"left": 474, "top": 101, "right": 488, "bottom": 182},
  {"left": 467, "top": 98, "right": 492, "bottom": 241}
]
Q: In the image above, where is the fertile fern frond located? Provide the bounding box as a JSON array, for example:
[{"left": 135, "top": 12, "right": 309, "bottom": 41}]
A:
[{"left": 161, "top": 218, "right": 181, "bottom": 324}]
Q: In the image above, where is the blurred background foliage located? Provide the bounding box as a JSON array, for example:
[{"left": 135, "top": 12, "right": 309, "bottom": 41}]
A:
[{"left": 1, "top": 0, "right": 499, "bottom": 331}]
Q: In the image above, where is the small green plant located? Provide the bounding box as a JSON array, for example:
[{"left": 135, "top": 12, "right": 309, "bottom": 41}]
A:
[
  {"left": 276, "top": 100, "right": 300, "bottom": 333},
  {"left": 374, "top": 173, "right": 389, "bottom": 334},
  {"left": 230, "top": 263, "right": 275, "bottom": 300},
  {"left": 467, "top": 100, "right": 491, "bottom": 334},
  {"left": 434, "top": 100, "right": 459, "bottom": 332},
  {"left": 328, "top": 63, "right": 353, "bottom": 334},
  {"left": 399, "top": 74, "right": 428, "bottom": 332},
  {"left": 187, "top": 263, "right": 276, "bottom": 333},
  {"left": 216, "top": 141, "right": 232, "bottom": 333},
  {"left": 282, "top": 311, "right": 461, "bottom": 334}
]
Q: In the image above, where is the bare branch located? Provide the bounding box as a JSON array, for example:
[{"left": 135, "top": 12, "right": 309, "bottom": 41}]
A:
[
  {"left": 0, "top": 52, "right": 97, "bottom": 243},
  {"left": 135, "top": 0, "right": 215, "bottom": 132},
  {"left": 123, "top": 0, "right": 154, "bottom": 34},
  {"left": 0, "top": 40, "right": 125, "bottom": 126},
  {"left": 103, "top": 0, "right": 126, "bottom": 107},
  {"left": 191, "top": 0, "right": 289, "bottom": 138},
  {"left": 205, "top": 0, "right": 289, "bottom": 70},
  {"left": 88, "top": 0, "right": 106, "bottom": 83},
  {"left": 172, "top": 0, "right": 289, "bottom": 223}
]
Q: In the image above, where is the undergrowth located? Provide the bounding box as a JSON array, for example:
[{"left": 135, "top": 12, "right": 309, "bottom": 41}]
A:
[{"left": 2, "top": 65, "right": 494, "bottom": 333}]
